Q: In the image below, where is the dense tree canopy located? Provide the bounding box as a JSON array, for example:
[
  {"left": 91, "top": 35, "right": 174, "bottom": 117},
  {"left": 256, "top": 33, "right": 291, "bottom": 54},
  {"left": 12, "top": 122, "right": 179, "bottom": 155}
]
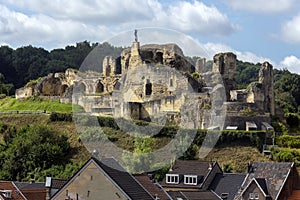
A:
[{"left": 0, "top": 124, "right": 70, "bottom": 181}]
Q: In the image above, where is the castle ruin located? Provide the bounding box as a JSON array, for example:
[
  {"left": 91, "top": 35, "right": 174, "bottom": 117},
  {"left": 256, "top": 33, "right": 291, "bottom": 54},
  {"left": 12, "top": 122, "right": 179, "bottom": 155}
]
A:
[{"left": 15, "top": 36, "right": 274, "bottom": 131}]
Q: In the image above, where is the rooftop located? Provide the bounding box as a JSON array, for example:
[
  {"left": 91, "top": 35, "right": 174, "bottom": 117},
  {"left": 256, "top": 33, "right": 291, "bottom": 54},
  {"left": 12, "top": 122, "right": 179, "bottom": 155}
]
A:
[
  {"left": 134, "top": 174, "right": 171, "bottom": 200},
  {"left": 241, "top": 162, "right": 294, "bottom": 199},
  {"left": 0, "top": 181, "right": 26, "bottom": 200},
  {"left": 93, "top": 157, "right": 155, "bottom": 200},
  {"left": 209, "top": 173, "right": 246, "bottom": 200}
]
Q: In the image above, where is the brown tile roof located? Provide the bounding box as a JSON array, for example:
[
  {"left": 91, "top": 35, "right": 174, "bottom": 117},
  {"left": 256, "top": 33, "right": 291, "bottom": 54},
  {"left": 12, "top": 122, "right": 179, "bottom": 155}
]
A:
[
  {"left": 14, "top": 182, "right": 46, "bottom": 200},
  {"left": 0, "top": 181, "right": 26, "bottom": 200},
  {"left": 167, "top": 160, "right": 213, "bottom": 175},
  {"left": 20, "top": 190, "right": 46, "bottom": 200},
  {"left": 134, "top": 174, "right": 171, "bottom": 200},
  {"left": 241, "top": 162, "right": 294, "bottom": 199},
  {"left": 50, "top": 179, "right": 67, "bottom": 189}
]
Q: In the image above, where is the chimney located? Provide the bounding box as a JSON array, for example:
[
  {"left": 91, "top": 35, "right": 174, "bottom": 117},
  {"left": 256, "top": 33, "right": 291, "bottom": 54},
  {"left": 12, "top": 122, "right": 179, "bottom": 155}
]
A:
[
  {"left": 92, "top": 149, "right": 99, "bottom": 158},
  {"left": 208, "top": 163, "right": 213, "bottom": 170},
  {"left": 45, "top": 177, "right": 52, "bottom": 200}
]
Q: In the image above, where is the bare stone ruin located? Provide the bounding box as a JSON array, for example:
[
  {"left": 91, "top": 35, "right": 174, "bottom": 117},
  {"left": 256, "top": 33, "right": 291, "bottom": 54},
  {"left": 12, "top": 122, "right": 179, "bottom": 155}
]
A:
[{"left": 15, "top": 35, "right": 275, "bottom": 131}]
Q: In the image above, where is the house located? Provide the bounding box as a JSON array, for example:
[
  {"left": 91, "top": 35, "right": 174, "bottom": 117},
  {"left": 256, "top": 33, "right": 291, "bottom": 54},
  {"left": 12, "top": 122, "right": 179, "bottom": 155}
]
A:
[
  {"left": 160, "top": 160, "right": 222, "bottom": 191},
  {"left": 0, "top": 181, "right": 27, "bottom": 200},
  {"left": 51, "top": 157, "right": 155, "bottom": 200},
  {"left": 236, "top": 162, "right": 300, "bottom": 200},
  {"left": 240, "top": 178, "right": 271, "bottom": 200}
]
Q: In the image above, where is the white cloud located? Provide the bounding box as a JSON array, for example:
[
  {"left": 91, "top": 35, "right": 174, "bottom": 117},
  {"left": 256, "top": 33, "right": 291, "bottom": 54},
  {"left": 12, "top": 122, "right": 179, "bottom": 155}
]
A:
[
  {"left": 280, "top": 55, "right": 300, "bottom": 74},
  {"left": 281, "top": 13, "right": 300, "bottom": 43},
  {"left": 0, "top": 5, "right": 114, "bottom": 49},
  {"left": 163, "top": 1, "right": 236, "bottom": 35},
  {"left": 0, "top": 0, "right": 237, "bottom": 49},
  {"left": 224, "top": 0, "right": 295, "bottom": 13}
]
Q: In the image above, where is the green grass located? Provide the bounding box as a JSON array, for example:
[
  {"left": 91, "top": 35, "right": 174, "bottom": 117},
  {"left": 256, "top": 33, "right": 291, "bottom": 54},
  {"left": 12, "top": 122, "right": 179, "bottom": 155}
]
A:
[{"left": 0, "top": 96, "right": 81, "bottom": 113}]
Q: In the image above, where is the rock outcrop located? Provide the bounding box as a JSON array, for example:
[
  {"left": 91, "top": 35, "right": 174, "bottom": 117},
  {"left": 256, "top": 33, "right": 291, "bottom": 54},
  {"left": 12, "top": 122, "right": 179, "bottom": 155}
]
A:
[{"left": 16, "top": 69, "right": 78, "bottom": 100}]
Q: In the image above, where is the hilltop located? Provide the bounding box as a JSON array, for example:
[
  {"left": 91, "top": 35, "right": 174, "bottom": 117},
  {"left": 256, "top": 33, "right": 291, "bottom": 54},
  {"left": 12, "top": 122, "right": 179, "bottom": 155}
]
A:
[{"left": 0, "top": 41, "right": 299, "bottom": 181}]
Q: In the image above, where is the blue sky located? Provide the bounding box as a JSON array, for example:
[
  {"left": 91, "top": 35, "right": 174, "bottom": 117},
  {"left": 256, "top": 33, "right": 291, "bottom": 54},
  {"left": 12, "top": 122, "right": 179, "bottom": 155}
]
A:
[{"left": 0, "top": 0, "right": 300, "bottom": 73}]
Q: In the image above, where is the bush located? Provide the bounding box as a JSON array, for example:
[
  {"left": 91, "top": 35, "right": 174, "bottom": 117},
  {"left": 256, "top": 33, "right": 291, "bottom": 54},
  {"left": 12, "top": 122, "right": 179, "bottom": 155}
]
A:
[
  {"left": 277, "top": 135, "right": 300, "bottom": 148},
  {"left": 50, "top": 112, "right": 73, "bottom": 122}
]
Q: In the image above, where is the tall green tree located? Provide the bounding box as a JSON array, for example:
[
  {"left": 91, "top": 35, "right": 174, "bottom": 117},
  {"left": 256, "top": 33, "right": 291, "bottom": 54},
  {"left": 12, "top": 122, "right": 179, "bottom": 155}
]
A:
[{"left": 0, "top": 124, "right": 70, "bottom": 181}]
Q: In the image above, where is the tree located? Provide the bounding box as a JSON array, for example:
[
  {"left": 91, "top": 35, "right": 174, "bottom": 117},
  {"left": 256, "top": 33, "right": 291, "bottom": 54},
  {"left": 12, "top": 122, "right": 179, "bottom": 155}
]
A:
[
  {"left": 0, "top": 124, "right": 70, "bottom": 181},
  {"left": 122, "top": 136, "right": 155, "bottom": 173}
]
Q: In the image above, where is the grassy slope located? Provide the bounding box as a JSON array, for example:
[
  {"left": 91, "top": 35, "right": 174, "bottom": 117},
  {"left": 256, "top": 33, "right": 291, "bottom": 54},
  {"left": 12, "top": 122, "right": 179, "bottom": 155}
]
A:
[
  {"left": 0, "top": 113, "right": 270, "bottom": 173},
  {"left": 0, "top": 97, "right": 76, "bottom": 113},
  {"left": 0, "top": 97, "right": 274, "bottom": 174},
  {"left": 203, "top": 142, "right": 271, "bottom": 173}
]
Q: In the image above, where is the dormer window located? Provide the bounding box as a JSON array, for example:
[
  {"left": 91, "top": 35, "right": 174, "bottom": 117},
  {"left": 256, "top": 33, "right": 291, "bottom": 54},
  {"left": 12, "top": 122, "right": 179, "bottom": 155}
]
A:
[
  {"left": 184, "top": 175, "right": 198, "bottom": 185},
  {"left": 166, "top": 174, "right": 179, "bottom": 184},
  {"left": 249, "top": 193, "right": 259, "bottom": 200}
]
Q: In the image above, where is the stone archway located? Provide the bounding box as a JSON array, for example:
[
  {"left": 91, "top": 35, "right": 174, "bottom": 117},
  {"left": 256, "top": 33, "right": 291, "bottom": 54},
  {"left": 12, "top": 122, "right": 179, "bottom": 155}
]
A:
[
  {"left": 95, "top": 81, "right": 104, "bottom": 93},
  {"left": 76, "top": 82, "right": 87, "bottom": 94}
]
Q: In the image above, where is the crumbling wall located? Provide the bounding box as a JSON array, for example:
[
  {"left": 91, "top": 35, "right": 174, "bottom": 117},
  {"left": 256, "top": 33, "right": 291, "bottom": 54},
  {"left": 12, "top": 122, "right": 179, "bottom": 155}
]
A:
[
  {"left": 212, "top": 52, "right": 236, "bottom": 101},
  {"left": 258, "top": 62, "right": 275, "bottom": 115}
]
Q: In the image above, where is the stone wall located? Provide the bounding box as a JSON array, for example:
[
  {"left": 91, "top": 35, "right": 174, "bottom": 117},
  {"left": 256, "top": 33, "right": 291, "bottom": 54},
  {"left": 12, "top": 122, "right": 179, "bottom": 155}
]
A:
[
  {"left": 212, "top": 52, "right": 237, "bottom": 101},
  {"left": 14, "top": 40, "right": 276, "bottom": 131}
]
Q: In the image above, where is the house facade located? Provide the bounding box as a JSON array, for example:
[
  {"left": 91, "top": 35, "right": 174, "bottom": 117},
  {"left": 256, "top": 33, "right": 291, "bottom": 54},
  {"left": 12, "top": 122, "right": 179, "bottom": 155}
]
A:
[{"left": 51, "top": 157, "right": 154, "bottom": 200}]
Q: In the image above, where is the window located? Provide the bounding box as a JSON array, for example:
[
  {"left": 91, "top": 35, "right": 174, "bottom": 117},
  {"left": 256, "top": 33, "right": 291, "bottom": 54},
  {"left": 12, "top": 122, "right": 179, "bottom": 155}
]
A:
[
  {"left": 145, "top": 82, "right": 152, "bottom": 96},
  {"left": 184, "top": 175, "right": 197, "bottom": 185},
  {"left": 166, "top": 174, "right": 179, "bottom": 184},
  {"left": 170, "top": 79, "right": 173, "bottom": 87},
  {"left": 249, "top": 193, "right": 259, "bottom": 200}
]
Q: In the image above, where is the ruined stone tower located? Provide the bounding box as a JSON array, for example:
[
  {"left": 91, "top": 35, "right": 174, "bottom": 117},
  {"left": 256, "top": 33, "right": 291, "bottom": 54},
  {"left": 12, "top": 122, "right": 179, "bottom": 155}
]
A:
[
  {"left": 212, "top": 52, "right": 237, "bottom": 101},
  {"left": 195, "top": 58, "right": 206, "bottom": 73},
  {"left": 259, "top": 61, "right": 275, "bottom": 115},
  {"left": 128, "top": 30, "right": 143, "bottom": 69},
  {"left": 102, "top": 56, "right": 116, "bottom": 76}
]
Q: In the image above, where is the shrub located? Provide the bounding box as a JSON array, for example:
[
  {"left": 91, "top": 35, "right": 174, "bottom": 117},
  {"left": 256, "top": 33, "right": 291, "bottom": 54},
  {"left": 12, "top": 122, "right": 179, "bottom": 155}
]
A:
[
  {"left": 277, "top": 135, "right": 300, "bottom": 148},
  {"left": 50, "top": 112, "right": 73, "bottom": 122}
]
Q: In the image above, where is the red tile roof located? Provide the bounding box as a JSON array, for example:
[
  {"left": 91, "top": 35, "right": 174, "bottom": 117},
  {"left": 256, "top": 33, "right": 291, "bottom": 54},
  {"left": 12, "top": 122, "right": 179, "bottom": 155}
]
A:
[
  {"left": 20, "top": 190, "right": 46, "bottom": 200},
  {"left": 0, "top": 181, "right": 26, "bottom": 200}
]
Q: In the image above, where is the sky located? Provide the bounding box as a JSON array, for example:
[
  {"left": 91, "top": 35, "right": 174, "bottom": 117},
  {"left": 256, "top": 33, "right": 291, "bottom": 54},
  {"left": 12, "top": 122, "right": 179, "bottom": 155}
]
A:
[{"left": 0, "top": 0, "right": 300, "bottom": 73}]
